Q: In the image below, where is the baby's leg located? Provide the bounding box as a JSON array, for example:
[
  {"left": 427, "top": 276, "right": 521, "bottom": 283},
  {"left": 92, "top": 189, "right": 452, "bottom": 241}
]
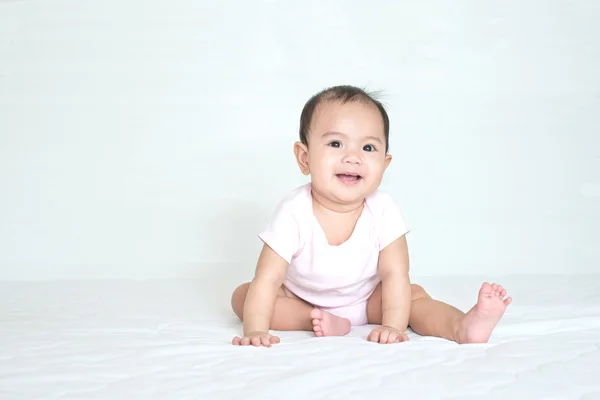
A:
[
  {"left": 366, "top": 282, "right": 511, "bottom": 343},
  {"left": 231, "top": 283, "right": 351, "bottom": 336},
  {"left": 231, "top": 282, "right": 313, "bottom": 331}
]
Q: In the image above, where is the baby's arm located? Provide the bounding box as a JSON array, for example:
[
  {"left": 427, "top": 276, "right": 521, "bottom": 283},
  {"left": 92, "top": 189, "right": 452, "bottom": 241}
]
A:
[
  {"left": 372, "top": 235, "right": 411, "bottom": 340},
  {"left": 240, "top": 244, "right": 288, "bottom": 340}
]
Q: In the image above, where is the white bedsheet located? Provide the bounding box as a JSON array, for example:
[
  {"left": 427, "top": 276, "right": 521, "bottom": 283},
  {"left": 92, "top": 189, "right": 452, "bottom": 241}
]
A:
[{"left": 1, "top": 274, "right": 599, "bottom": 399}]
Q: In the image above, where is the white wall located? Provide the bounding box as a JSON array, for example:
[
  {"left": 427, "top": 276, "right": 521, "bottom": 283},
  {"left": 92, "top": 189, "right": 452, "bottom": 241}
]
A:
[{"left": 1, "top": 0, "right": 599, "bottom": 281}]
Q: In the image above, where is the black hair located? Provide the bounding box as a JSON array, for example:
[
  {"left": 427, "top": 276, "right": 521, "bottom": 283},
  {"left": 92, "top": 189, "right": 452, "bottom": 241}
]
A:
[{"left": 299, "top": 85, "right": 390, "bottom": 153}]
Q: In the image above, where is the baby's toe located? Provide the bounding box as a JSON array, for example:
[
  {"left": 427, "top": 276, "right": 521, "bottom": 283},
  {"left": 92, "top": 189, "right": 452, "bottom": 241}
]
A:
[
  {"left": 479, "top": 282, "right": 492, "bottom": 295},
  {"left": 310, "top": 308, "right": 323, "bottom": 320}
]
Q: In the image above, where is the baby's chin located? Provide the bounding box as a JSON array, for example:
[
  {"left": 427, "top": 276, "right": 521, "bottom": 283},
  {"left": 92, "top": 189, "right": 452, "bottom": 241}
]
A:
[
  {"left": 330, "top": 186, "right": 371, "bottom": 204},
  {"left": 312, "top": 180, "right": 371, "bottom": 204}
]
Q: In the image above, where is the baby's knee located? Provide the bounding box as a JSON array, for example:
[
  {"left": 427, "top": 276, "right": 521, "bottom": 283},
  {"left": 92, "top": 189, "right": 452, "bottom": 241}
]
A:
[
  {"left": 410, "top": 284, "right": 431, "bottom": 301},
  {"left": 231, "top": 282, "right": 251, "bottom": 319}
]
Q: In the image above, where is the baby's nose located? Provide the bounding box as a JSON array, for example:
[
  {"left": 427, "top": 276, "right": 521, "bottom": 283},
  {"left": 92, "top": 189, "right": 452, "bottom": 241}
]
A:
[{"left": 343, "top": 152, "right": 362, "bottom": 164}]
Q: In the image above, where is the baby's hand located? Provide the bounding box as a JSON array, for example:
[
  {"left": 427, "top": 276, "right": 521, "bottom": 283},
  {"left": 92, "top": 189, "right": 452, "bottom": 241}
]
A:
[
  {"left": 367, "top": 326, "right": 409, "bottom": 344},
  {"left": 232, "top": 331, "right": 280, "bottom": 347}
]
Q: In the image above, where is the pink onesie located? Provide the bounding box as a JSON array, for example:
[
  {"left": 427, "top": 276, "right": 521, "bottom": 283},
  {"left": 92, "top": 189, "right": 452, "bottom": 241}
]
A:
[{"left": 258, "top": 183, "right": 410, "bottom": 326}]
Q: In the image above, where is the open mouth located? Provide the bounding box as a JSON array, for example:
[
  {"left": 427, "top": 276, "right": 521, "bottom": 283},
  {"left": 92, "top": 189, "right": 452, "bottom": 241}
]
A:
[{"left": 336, "top": 173, "right": 362, "bottom": 184}]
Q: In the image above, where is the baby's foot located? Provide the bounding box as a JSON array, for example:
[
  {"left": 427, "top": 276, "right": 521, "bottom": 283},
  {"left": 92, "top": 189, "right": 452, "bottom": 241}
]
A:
[
  {"left": 457, "top": 282, "right": 512, "bottom": 344},
  {"left": 310, "top": 308, "right": 351, "bottom": 337}
]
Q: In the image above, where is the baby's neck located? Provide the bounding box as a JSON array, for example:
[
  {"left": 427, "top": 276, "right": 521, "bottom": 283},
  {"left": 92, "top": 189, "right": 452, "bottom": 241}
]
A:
[{"left": 310, "top": 188, "right": 364, "bottom": 215}]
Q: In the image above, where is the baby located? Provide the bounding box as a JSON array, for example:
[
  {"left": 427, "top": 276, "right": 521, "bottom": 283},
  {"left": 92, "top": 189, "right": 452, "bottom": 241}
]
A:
[{"left": 231, "top": 85, "right": 512, "bottom": 347}]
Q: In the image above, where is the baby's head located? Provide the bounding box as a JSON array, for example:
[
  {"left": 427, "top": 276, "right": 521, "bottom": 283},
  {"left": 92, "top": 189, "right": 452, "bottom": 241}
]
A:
[{"left": 294, "top": 85, "right": 393, "bottom": 207}]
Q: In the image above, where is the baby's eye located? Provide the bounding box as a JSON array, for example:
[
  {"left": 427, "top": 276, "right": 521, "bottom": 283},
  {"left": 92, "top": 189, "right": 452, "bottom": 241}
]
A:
[
  {"left": 363, "top": 144, "right": 376, "bottom": 152},
  {"left": 328, "top": 141, "right": 341, "bottom": 148}
]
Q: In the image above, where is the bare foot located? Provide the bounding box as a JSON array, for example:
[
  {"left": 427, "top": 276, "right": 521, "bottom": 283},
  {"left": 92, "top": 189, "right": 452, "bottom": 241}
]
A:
[
  {"left": 310, "top": 308, "right": 351, "bottom": 337},
  {"left": 456, "top": 282, "right": 512, "bottom": 344}
]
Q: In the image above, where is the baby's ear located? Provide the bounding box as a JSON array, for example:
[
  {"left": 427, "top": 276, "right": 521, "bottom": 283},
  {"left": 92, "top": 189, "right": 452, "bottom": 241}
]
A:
[
  {"left": 384, "top": 153, "right": 393, "bottom": 169},
  {"left": 294, "top": 141, "right": 310, "bottom": 175}
]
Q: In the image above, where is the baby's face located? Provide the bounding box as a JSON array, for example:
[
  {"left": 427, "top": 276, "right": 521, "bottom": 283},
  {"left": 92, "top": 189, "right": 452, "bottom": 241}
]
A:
[{"left": 304, "top": 100, "right": 391, "bottom": 205}]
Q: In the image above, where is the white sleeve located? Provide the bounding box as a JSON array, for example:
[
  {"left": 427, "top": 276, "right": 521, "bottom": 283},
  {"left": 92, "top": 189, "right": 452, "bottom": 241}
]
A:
[
  {"left": 257, "top": 200, "right": 300, "bottom": 264},
  {"left": 376, "top": 193, "right": 410, "bottom": 251}
]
